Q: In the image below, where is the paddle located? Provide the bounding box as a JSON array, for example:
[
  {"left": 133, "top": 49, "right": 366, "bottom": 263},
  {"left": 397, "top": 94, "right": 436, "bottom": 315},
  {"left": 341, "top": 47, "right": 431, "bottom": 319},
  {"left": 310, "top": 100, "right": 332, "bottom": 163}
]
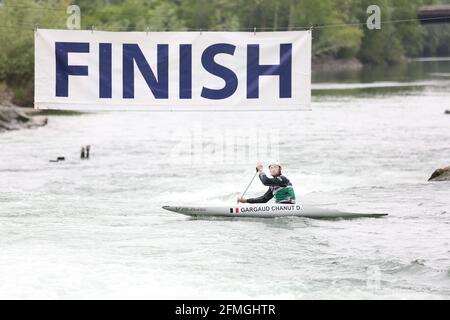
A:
[{"left": 237, "top": 167, "right": 259, "bottom": 204}]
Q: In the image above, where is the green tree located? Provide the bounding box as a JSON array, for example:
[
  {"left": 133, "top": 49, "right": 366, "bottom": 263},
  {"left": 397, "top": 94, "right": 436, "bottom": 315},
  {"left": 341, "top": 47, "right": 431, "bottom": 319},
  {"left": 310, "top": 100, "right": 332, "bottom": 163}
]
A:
[
  {"left": 81, "top": 0, "right": 186, "bottom": 31},
  {"left": 0, "top": 0, "right": 67, "bottom": 105}
]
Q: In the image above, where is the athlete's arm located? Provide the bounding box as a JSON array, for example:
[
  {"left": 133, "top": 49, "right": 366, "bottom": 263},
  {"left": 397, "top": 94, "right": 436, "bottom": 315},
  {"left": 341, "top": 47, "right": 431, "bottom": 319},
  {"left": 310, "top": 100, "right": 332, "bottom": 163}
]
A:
[
  {"left": 246, "top": 189, "right": 273, "bottom": 203},
  {"left": 258, "top": 172, "right": 288, "bottom": 187}
]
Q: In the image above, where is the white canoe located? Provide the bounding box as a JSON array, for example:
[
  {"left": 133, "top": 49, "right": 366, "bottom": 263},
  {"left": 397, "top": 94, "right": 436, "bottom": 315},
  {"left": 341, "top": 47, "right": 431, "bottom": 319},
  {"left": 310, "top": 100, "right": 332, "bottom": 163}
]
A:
[{"left": 162, "top": 204, "right": 388, "bottom": 219}]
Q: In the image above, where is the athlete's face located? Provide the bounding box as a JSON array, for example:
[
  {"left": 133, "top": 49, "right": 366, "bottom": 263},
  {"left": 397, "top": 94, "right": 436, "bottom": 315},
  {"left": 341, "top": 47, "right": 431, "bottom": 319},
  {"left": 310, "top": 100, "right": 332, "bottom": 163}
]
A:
[{"left": 269, "top": 165, "right": 281, "bottom": 176}]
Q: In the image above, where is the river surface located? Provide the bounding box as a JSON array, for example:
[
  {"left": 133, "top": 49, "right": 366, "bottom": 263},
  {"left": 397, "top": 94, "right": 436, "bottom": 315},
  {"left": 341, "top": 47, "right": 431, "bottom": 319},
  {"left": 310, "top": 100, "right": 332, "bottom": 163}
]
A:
[{"left": 1, "top": 59, "right": 449, "bottom": 299}]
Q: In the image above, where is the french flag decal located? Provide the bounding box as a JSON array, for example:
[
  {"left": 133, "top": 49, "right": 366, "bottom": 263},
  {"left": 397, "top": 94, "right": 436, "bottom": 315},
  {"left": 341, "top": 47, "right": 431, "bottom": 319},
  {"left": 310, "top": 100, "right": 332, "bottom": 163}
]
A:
[{"left": 230, "top": 207, "right": 239, "bottom": 215}]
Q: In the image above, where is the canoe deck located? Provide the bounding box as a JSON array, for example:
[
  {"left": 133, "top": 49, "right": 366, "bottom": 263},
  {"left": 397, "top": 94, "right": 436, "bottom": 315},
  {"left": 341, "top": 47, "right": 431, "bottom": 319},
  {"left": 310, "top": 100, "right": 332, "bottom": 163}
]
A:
[{"left": 162, "top": 204, "right": 388, "bottom": 219}]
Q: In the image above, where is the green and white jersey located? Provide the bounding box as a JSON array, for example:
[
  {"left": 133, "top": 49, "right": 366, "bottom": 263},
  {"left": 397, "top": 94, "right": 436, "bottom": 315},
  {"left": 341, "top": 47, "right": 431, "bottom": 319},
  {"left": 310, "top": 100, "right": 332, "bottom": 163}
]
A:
[
  {"left": 247, "top": 172, "right": 296, "bottom": 204},
  {"left": 272, "top": 184, "right": 296, "bottom": 203}
]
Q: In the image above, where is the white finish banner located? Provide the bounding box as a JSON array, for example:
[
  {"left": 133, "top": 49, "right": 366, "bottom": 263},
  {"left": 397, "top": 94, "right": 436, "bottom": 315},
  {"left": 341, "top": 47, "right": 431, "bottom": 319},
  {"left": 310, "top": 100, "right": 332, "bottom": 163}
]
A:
[{"left": 35, "top": 29, "right": 311, "bottom": 111}]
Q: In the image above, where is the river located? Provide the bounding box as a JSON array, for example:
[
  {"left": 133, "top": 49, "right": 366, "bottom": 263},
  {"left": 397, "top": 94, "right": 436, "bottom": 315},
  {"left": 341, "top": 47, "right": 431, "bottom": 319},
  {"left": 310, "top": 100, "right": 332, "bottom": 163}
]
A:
[{"left": 0, "top": 58, "right": 449, "bottom": 299}]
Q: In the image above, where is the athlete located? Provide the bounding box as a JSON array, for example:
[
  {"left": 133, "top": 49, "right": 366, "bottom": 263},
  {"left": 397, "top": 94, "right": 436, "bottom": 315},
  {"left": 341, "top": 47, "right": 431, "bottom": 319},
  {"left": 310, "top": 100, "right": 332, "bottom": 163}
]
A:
[{"left": 237, "top": 162, "right": 296, "bottom": 204}]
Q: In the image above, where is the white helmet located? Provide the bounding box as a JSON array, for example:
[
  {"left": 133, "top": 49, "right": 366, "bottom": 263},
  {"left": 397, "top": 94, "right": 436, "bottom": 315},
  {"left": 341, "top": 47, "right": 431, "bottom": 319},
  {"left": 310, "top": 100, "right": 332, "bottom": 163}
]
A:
[{"left": 268, "top": 161, "right": 282, "bottom": 169}]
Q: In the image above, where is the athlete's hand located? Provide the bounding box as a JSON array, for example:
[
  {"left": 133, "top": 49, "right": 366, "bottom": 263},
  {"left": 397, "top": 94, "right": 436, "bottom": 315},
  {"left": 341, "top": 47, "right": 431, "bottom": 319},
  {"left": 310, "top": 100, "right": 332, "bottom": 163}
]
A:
[
  {"left": 237, "top": 197, "right": 247, "bottom": 203},
  {"left": 256, "top": 164, "right": 263, "bottom": 172}
]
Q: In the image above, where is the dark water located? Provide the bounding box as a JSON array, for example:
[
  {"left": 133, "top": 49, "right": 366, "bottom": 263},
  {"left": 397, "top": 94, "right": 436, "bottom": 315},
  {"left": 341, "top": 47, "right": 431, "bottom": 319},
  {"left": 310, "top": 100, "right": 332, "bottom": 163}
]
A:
[{"left": 313, "top": 58, "right": 450, "bottom": 84}]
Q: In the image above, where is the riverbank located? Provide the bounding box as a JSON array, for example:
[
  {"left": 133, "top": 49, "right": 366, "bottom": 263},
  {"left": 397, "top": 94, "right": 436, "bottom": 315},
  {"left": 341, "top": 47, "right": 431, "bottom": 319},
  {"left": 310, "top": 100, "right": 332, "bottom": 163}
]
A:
[
  {"left": 0, "top": 83, "right": 48, "bottom": 132},
  {"left": 0, "top": 106, "right": 48, "bottom": 132},
  {"left": 312, "top": 57, "right": 363, "bottom": 73}
]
